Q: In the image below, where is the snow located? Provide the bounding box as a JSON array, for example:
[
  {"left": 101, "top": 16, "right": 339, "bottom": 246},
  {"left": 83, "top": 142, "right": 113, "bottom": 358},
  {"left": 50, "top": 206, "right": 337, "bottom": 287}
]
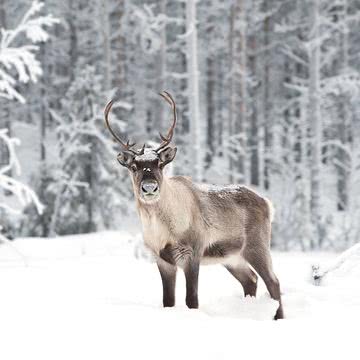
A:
[
  {"left": 198, "top": 183, "right": 245, "bottom": 192},
  {"left": 134, "top": 148, "right": 159, "bottom": 162},
  {"left": 0, "top": 128, "right": 43, "bottom": 217},
  {"left": 0, "top": 231, "right": 359, "bottom": 359},
  {"left": 0, "top": 0, "right": 59, "bottom": 103},
  {"left": 313, "top": 242, "right": 360, "bottom": 288}
]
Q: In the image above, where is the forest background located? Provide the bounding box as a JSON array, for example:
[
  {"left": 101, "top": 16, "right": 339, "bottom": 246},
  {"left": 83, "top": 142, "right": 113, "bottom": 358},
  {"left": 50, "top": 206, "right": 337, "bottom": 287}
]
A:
[{"left": 1, "top": 0, "right": 360, "bottom": 252}]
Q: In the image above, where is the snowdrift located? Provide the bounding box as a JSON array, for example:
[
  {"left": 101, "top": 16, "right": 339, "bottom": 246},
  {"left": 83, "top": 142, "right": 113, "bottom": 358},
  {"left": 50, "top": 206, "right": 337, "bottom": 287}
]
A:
[{"left": 0, "top": 232, "right": 359, "bottom": 360}]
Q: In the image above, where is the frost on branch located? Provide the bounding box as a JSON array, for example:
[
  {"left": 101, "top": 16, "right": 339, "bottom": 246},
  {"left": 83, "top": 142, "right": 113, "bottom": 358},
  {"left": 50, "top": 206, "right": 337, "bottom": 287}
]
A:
[
  {"left": 130, "top": 4, "right": 182, "bottom": 55},
  {"left": 312, "top": 242, "right": 360, "bottom": 286},
  {"left": 0, "top": 0, "right": 59, "bottom": 103},
  {"left": 0, "top": 128, "right": 44, "bottom": 217}
]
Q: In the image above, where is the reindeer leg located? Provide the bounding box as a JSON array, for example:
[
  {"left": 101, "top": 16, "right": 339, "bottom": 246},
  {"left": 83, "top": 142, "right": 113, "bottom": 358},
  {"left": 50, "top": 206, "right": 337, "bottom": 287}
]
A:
[
  {"left": 225, "top": 261, "right": 258, "bottom": 297},
  {"left": 184, "top": 258, "right": 200, "bottom": 309},
  {"left": 157, "top": 260, "right": 177, "bottom": 307},
  {"left": 159, "top": 243, "right": 176, "bottom": 265},
  {"left": 243, "top": 248, "right": 284, "bottom": 320}
]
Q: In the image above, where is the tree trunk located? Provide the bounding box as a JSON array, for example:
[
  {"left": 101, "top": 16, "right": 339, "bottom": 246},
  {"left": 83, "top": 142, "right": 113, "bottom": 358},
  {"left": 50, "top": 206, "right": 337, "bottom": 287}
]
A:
[
  {"left": 337, "top": 0, "right": 349, "bottom": 211},
  {"left": 205, "top": 56, "right": 215, "bottom": 170},
  {"left": 101, "top": 0, "right": 111, "bottom": 90},
  {"left": 249, "top": 33, "right": 259, "bottom": 186},
  {"left": 230, "top": 0, "right": 248, "bottom": 184},
  {"left": 85, "top": 96, "right": 95, "bottom": 233},
  {"left": 186, "top": 0, "right": 202, "bottom": 181},
  {"left": 156, "top": 0, "right": 167, "bottom": 130},
  {"left": 228, "top": 4, "right": 235, "bottom": 183},
  {"left": 68, "top": 0, "right": 78, "bottom": 82},
  {"left": 238, "top": 0, "right": 248, "bottom": 184},
  {"left": 262, "top": 1, "right": 270, "bottom": 190},
  {"left": 39, "top": 44, "right": 48, "bottom": 236},
  {"left": 308, "top": 0, "right": 322, "bottom": 248},
  {"left": 0, "top": 0, "right": 10, "bottom": 171}
]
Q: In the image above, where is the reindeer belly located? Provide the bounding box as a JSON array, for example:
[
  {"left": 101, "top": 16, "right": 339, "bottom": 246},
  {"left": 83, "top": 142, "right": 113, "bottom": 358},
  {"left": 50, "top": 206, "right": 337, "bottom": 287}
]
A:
[{"left": 201, "top": 238, "right": 243, "bottom": 265}]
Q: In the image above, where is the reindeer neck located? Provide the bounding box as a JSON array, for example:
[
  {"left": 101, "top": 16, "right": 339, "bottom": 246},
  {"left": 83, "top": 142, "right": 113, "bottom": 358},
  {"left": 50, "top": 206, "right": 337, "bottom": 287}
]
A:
[{"left": 136, "top": 175, "right": 191, "bottom": 222}]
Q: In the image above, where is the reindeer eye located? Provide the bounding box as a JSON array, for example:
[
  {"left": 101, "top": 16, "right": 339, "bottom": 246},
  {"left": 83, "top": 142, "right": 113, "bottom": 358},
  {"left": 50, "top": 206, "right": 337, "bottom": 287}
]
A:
[{"left": 131, "top": 164, "right": 137, "bottom": 172}]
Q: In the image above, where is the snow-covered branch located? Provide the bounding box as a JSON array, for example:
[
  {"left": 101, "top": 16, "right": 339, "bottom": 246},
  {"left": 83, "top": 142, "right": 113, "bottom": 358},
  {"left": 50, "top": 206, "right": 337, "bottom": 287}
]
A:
[
  {"left": 0, "top": 0, "right": 59, "bottom": 103},
  {"left": 0, "top": 129, "right": 44, "bottom": 216}
]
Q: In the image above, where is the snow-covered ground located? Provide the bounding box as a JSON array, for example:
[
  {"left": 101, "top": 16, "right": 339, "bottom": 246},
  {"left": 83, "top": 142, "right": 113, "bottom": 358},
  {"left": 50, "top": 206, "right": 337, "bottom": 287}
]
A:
[{"left": 0, "top": 232, "right": 359, "bottom": 360}]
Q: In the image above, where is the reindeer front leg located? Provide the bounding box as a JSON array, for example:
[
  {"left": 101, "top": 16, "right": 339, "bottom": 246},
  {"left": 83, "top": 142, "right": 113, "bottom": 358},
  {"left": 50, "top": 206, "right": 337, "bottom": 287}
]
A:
[
  {"left": 157, "top": 245, "right": 177, "bottom": 307},
  {"left": 157, "top": 260, "right": 177, "bottom": 307},
  {"left": 184, "top": 258, "right": 200, "bottom": 309},
  {"left": 159, "top": 243, "right": 200, "bottom": 309}
]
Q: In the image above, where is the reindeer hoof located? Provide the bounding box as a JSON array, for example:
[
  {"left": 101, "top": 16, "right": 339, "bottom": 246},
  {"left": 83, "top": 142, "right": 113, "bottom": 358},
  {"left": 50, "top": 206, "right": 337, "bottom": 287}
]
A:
[
  {"left": 186, "top": 296, "right": 198, "bottom": 309},
  {"left": 274, "top": 307, "right": 284, "bottom": 320}
]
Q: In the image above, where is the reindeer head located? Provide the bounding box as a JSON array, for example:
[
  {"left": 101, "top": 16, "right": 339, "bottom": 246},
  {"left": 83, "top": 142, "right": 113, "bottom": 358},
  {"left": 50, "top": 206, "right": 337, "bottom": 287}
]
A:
[{"left": 104, "top": 91, "right": 177, "bottom": 203}]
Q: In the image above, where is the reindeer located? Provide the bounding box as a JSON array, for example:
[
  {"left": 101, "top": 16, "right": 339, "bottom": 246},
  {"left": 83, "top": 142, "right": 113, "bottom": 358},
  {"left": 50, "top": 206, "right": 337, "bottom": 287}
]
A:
[{"left": 104, "top": 91, "right": 284, "bottom": 320}]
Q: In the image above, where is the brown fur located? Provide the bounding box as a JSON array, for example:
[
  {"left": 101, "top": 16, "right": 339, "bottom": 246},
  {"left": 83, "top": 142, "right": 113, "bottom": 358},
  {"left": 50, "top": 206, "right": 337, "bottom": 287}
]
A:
[
  {"left": 118, "top": 148, "right": 283, "bottom": 320},
  {"left": 106, "top": 91, "right": 283, "bottom": 319},
  {"left": 135, "top": 173, "right": 283, "bottom": 319}
]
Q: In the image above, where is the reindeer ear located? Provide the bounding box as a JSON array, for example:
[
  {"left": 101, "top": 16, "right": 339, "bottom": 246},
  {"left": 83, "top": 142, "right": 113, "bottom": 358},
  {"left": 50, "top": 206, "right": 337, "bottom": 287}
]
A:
[
  {"left": 159, "top": 146, "right": 177, "bottom": 167},
  {"left": 117, "top": 151, "right": 135, "bottom": 168}
]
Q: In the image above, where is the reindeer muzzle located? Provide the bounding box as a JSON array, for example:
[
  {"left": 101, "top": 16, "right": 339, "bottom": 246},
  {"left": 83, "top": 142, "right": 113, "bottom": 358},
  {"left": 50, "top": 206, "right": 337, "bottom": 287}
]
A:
[{"left": 141, "top": 180, "right": 159, "bottom": 199}]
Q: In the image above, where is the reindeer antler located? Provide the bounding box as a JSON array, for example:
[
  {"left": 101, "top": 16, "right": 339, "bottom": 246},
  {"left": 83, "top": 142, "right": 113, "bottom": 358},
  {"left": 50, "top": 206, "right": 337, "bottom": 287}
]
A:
[
  {"left": 105, "top": 92, "right": 177, "bottom": 155},
  {"left": 104, "top": 100, "right": 145, "bottom": 156},
  {"left": 155, "top": 91, "right": 177, "bottom": 153}
]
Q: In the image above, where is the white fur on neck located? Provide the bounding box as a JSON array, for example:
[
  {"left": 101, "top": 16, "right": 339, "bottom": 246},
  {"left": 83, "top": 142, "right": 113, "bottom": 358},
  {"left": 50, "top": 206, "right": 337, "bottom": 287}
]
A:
[{"left": 136, "top": 177, "right": 193, "bottom": 254}]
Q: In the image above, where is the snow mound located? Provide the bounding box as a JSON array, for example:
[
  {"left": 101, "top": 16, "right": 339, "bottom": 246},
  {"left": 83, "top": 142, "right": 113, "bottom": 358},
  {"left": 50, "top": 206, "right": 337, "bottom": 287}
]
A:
[
  {"left": 202, "top": 294, "right": 279, "bottom": 320},
  {"left": 313, "top": 242, "right": 360, "bottom": 287}
]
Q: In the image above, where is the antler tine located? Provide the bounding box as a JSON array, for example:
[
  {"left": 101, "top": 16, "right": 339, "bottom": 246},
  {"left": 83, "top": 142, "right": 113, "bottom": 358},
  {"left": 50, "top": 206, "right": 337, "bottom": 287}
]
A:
[
  {"left": 138, "top": 143, "right": 146, "bottom": 155},
  {"left": 156, "top": 91, "right": 177, "bottom": 152},
  {"left": 104, "top": 99, "right": 140, "bottom": 155}
]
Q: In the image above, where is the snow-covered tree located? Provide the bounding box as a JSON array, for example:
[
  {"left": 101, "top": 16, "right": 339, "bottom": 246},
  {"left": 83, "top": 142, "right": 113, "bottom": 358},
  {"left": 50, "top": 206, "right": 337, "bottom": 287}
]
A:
[
  {"left": 0, "top": 128, "right": 43, "bottom": 241},
  {"left": 41, "top": 66, "right": 131, "bottom": 236},
  {"left": 0, "top": 0, "right": 59, "bottom": 103},
  {"left": 0, "top": 0, "right": 58, "bottom": 240},
  {"left": 272, "top": 0, "right": 360, "bottom": 248}
]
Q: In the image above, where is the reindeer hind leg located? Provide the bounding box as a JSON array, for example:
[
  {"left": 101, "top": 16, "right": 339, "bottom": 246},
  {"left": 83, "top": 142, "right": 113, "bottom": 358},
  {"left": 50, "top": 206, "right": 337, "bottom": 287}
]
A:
[
  {"left": 224, "top": 257, "right": 258, "bottom": 297},
  {"left": 242, "top": 248, "right": 284, "bottom": 320}
]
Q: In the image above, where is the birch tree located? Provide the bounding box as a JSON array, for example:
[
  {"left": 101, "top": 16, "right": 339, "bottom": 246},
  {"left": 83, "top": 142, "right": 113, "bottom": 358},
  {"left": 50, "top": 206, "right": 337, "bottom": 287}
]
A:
[{"left": 186, "top": 0, "right": 202, "bottom": 181}]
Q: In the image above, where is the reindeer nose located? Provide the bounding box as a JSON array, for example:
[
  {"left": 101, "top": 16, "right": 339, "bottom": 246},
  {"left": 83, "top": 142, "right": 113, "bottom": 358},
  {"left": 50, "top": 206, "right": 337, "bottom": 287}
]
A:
[{"left": 141, "top": 180, "right": 159, "bottom": 194}]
